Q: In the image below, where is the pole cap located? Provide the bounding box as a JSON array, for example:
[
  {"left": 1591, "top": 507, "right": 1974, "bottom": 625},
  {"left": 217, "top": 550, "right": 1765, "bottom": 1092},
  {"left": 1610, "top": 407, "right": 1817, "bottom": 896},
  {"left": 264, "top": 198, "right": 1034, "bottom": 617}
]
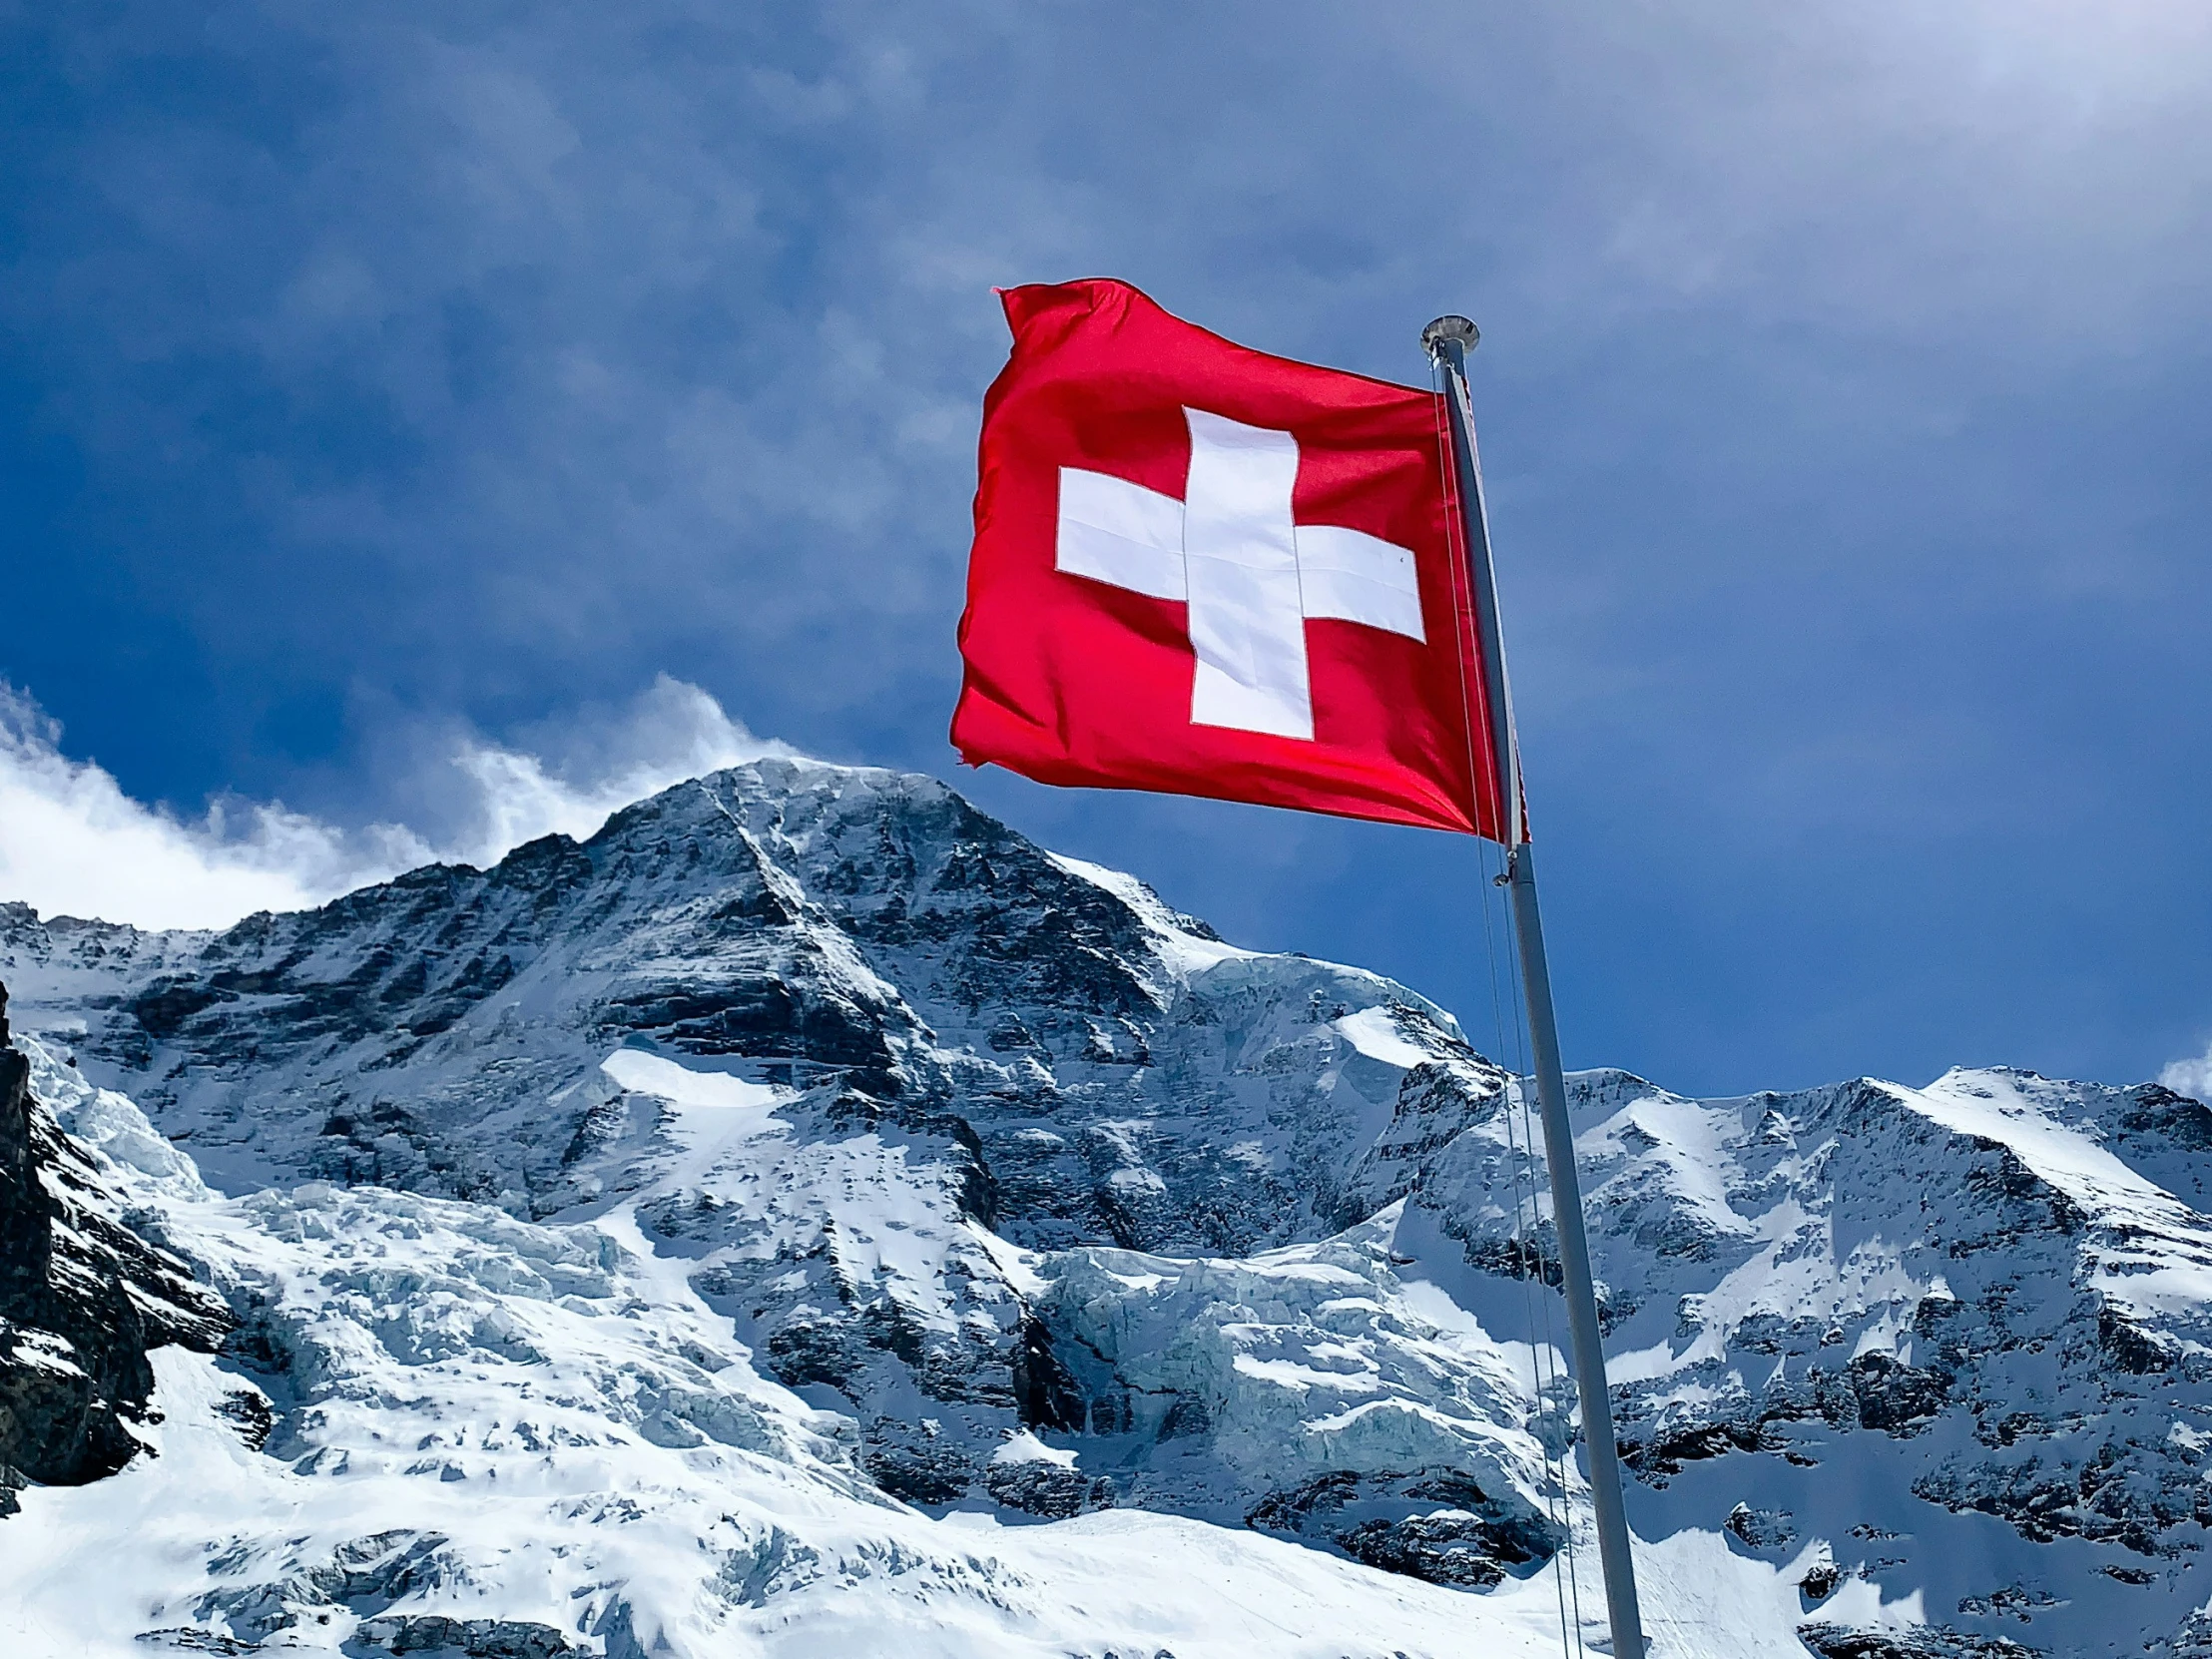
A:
[{"left": 1421, "top": 315, "right": 1479, "bottom": 359}]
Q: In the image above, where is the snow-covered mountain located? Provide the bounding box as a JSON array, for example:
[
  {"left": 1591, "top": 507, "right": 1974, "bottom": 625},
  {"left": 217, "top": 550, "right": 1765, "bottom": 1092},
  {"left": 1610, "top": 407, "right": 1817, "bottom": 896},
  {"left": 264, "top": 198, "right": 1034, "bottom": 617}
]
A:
[{"left": 2, "top": 756, "right": 2207, "bottom": 1657}]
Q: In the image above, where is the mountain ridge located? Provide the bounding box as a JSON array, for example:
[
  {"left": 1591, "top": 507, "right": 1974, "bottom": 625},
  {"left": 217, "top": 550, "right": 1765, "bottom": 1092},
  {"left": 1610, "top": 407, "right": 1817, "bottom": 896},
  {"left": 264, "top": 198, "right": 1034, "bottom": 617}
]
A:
[{"left": 3, "top": 755, "right": 2210, "bottom": 1657}]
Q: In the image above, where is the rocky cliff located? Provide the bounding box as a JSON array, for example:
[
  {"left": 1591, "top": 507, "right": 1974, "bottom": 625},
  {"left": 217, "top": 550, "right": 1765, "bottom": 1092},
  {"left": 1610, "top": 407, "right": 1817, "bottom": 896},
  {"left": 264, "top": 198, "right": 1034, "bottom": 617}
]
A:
[{"left": 0, "top": 980, "right": 228, "bottom": 1513}]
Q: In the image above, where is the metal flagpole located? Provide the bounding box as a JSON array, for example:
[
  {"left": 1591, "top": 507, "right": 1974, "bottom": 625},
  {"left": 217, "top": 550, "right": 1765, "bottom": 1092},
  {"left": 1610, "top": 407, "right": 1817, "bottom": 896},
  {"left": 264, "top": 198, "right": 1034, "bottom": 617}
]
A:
[{"left": 1423, "top": 315, "right": 1648, "bottom": 1659}]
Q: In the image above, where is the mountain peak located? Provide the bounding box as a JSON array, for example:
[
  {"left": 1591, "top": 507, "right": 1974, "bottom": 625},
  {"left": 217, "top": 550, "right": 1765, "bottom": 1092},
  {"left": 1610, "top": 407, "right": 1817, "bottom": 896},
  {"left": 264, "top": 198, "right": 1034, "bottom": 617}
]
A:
[{"left": 6, "top": 760, "right": 2211, "bottom": 1655}]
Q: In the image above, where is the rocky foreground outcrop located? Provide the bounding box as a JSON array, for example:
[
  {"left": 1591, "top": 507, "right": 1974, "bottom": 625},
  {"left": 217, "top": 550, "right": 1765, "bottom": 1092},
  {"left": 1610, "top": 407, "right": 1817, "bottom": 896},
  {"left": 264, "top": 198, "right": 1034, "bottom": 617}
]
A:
[{"left": 0, "top": 980, "right": 229, "bottom": 1514}]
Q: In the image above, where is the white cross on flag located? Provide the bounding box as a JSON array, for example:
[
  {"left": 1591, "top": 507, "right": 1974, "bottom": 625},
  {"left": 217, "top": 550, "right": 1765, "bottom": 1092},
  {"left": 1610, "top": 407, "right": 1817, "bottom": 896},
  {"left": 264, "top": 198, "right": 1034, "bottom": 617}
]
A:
[
  {"left": 1057, "top": 407, "right": 1424, "bottom": 742},
  {"left": 952, "top": 278, "right": 1508, "bottom": 837}
]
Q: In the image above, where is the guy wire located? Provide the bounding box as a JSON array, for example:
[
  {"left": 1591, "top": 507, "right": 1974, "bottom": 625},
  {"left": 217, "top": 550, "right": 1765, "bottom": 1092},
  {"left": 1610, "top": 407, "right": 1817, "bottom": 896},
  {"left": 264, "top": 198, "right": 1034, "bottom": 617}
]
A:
[
  {"left": 1494, "top": 852, "right": 1586, "bottom": 1659},
  {"left": 1497, "top": 850, "right": 1590, "bottom": 1659},
  {"left": 1483, "top": 844, "right": 1581, "bottom": 1659}
]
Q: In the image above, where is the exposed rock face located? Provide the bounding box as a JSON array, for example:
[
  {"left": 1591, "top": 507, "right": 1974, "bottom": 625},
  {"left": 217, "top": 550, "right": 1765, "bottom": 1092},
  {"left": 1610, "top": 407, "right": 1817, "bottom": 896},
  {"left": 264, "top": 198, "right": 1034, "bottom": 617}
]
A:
[
  {"left": 1247, "top": 1468, "right": 1557, "bottom": 1589},
  {"left": 1798, "top": 1626, "right": 2041, "bottom": 1659},
  {"left": 1413, "top": 1061, "right": 2212, "bottom": 1657},
  {"left": 352, "top": 1614, "right": 583, "bottom": 1657},
  {"left": 0, "top": 980, "right": 229, "bottom": 1511},
  {"left": 1510, "top": 1068, "right": 2212, "bottom": 1562}
]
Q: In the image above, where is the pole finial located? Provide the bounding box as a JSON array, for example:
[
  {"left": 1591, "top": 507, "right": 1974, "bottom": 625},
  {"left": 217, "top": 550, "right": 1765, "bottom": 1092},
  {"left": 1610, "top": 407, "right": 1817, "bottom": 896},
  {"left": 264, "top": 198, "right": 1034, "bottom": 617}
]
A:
[{"left": 1421, "top": 315, "right": 1479, "bottom": 361}]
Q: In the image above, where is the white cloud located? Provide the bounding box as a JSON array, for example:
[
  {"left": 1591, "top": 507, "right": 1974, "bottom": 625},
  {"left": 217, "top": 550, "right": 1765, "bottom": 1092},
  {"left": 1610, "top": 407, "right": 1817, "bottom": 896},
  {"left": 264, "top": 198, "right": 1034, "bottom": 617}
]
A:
[
  {"left": 0, "top": 677, "right": 796, "bottom": 932},
  {"left": 2162, "top": 1044, "right": 2212, "bottom": 1105},
  {"left": 437, "top": 675, "right": 799, "bottom": 869}
]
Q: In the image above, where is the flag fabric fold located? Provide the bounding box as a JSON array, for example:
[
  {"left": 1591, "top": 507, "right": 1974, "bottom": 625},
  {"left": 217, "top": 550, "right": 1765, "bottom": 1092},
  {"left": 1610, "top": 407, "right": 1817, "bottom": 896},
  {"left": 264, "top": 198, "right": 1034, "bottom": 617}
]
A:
[{"left": 951, "top": 276, "right": 1507, "bottom": 838}]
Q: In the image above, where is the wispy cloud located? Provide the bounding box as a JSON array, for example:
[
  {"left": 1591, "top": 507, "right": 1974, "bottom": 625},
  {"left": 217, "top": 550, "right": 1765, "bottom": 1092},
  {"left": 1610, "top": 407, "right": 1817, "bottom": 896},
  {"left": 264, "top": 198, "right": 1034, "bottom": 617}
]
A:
[
  {"left": 437, "top": 675, "right": 800, "bottom": 867},
  {"left": 0, "top": 677, "right": 792, "bottom": 931},
  {"left": 2163, "top": 1046, "right": 2212, "bottom": 1106}
]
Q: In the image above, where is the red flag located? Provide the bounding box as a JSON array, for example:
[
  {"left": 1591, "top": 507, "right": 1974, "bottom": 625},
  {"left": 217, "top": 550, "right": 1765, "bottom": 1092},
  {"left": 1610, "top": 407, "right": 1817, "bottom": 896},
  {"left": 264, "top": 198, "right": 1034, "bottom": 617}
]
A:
[{"left": 950, "top": 277, "right": 1505, "bottom": 838}]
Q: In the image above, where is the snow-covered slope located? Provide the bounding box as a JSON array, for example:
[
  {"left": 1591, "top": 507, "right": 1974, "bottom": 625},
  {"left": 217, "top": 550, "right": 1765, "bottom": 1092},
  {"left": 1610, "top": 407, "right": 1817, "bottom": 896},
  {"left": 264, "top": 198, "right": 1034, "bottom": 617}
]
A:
[
  {"left": 8, "top": 1044, "right": 1622, "bottom": 1659},
  {"left": 1, "top": 757, "right": 2207, "bottom": 1656}
]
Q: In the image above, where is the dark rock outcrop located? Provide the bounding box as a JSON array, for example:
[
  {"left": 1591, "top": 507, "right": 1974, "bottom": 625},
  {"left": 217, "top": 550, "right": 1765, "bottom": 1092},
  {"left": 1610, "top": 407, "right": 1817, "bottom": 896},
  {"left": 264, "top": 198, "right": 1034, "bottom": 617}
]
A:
[
  {"left": 1799, "top": 1624, "right": 2042, "bottom": 1658},
  {"left": 0, "top": 979, "right": 229, "bottom": 1512},
  {"left": 353, "top": 1614, "right": 583, "bottom": 1656},
  {"left": 1246, "top": 1468, "right": 1559, "bottom": 1589},
  {"left": 982, "top": 1448, "right": 1116, "bottom": 1518},
  {"left": 188, "top": 1529, "right": 457, "bottom": 1645}
]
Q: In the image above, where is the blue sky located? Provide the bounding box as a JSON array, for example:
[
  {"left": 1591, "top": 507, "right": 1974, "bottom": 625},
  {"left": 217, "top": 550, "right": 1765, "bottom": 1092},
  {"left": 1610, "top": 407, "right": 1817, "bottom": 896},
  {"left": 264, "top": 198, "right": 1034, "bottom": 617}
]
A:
[{"left": 3, "top": 0, "right": 2208, "bottom": 1098}]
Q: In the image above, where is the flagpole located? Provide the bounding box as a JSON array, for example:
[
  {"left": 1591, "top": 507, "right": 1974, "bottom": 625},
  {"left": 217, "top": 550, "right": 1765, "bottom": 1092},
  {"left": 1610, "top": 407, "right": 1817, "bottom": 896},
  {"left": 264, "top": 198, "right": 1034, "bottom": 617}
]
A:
[{"left": 1424, "top": 316, "right": 1648, "bottom": 1659}]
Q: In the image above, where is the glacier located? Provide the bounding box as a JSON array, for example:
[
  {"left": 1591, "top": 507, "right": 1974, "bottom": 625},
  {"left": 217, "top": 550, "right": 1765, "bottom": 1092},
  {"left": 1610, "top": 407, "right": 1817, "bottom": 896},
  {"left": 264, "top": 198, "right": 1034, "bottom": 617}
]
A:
[{"left": 2, "top": 755, "right": 2208, "bottom": 1657}]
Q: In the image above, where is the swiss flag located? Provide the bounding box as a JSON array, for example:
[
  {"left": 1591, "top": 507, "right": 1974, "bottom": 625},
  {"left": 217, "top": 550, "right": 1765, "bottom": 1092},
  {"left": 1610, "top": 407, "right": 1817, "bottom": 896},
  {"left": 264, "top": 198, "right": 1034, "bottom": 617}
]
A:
[{"left": 950, "top": 278, "right": 1506, "bottom": 838}]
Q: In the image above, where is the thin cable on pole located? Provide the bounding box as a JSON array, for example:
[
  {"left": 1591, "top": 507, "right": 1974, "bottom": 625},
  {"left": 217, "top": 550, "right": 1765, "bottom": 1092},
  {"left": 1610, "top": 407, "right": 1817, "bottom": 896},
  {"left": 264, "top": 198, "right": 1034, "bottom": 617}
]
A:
[
  {"left": 1487, "top": 852, "right": 1579, "bottom": 1659},
  {"left": 1501, "top": 891, "right": 1589, "bottom": 1659},
  {"left": 1486, "top": 848, "right": 1592, "bottom": 1654},
  {"left": 1483, "top": 847, "right": 1583, "bottom": 1659}
]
